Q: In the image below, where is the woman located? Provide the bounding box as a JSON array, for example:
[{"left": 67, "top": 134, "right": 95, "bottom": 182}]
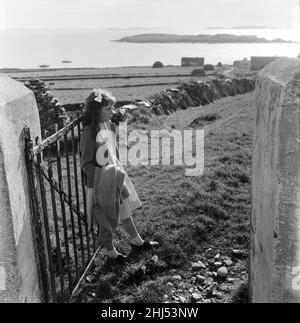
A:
[{"left": 79, "top": 89, "right": 158, "bottom": 264}]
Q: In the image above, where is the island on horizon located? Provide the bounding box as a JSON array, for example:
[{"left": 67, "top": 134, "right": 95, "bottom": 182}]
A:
[
  {"left": 106, "top": 26, "right": 165, "bottom": 31},
  {"left": 115, "top": 33, "right": 293, "bottom": 44},
  {"left": 206, "top": 25, "right": 280, "bottom": 30}
]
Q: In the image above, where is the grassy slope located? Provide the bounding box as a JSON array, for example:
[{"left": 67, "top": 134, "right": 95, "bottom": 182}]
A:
[
  {"left": 130, "top": 94, "right": 253, "bottom": 250},
  {"left": 80, "top": 93, "right": 254, "bottom": 303}
]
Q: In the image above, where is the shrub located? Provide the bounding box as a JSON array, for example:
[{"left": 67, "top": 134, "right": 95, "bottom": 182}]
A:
[
  {"left": 191, "top": 68, "right": 206, "bottom": 76},
  {"left": 152, "top": 61, "right": 164, "bottom": 68}
]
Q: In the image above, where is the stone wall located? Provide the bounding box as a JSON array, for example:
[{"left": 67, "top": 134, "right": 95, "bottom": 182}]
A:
[
  {"left": 181, "top": 57, "right": 205, "bottom": 67},
  {"left": 24, "top": 79, "right": 69, "bottom": 139},
  {"left": 250, "top": 58, "right": 300, "bottom": 303},
  {"left": 0, "top": 77, "right": 42, "bottom": 303},
  {"left": 111, "top": 77, "right": 256, "bottom": 123},
  {"left": 146, "top": 77, "right": 255, "bottom": 116}
]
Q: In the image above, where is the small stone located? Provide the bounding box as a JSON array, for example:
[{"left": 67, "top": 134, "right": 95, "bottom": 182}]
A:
[
  {"left": 214, "top": 254, "right": 221, "bottom": 260},
  {"left": 169, "top": 269, "right": 177, "bottom": 274},
  {"left": 191, "top": 261, "right": 206, "bottom": 271},
  {"left": 167, "top": 282, "right": 173, "bottom": 287},
  {"left": 205, "top": 248, "right": 213, "bottom": 256},
  {"left": 212, "top": 272, "right": 218, "bottom": 278},
  {"left": 88, "top": 291, "right": 97, "bottom": 298},
  {"left": 213, "top": 292, "right": 223, "bottom": 300},
  {"left": 85, "top": 275, "right": 95, "bottom": 283},
  {"left": 163, "top": 294, "right": 169, "bottom": 300},
  {"left": 227, "top": 278, "right": 235, "bottom": 284},
  {"left": 196, "top": 275, "right": 206, "bottom": 284},
  {"left": 188, "top": 287, "right": 194, "bottom": 293},
  {"left": 151, "top": 255, "right": 159, "bottom": 263},
  {"left": 217, "top": 267, "right": 229, "bottom": 278},
  {"left": 191, "top": 292, "right": 203, "bottom": 302},
  {"left": 172, "top": 275, "right": 182, "bottom": 281},
  {"left": 207, "top": 272, "right": 213, "bottom": 277},
  {"left": 232, "top": 249, "right": 247, "bottom": 258},
  {"left": 206, "top": 278, "right": 214, "bottom": 285},
  {"left": 197, "top": 261, "right": 206, "bottom": 269},
  {"left": 205, "top": 285, "right": 215, "bottom": 298},
  {"left": 178, "top": 296, "right": 187, "bottom": 303},
  {"left": 214, "top": 262, "right": 222, "bottom": 268},
  {"left": 224, "top": 259, "right": 233, "bottom": 267}
]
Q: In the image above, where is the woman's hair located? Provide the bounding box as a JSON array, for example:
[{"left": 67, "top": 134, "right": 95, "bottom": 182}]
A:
[{"left": 81, "top": 89, "right": 116, "bottom": 135}]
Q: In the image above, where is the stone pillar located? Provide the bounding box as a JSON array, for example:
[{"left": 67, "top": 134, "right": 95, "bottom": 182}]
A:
[
  {"left": 0, "top": 77, "right": 42, "bottom": 303},
  {"left": 250, "top": 58, "right": 300, "bottom": 303}
]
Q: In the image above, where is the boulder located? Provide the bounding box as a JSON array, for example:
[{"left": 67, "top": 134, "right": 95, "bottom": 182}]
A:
[{"left": 217, "top": 267, "right": 229, "bottom": 278}]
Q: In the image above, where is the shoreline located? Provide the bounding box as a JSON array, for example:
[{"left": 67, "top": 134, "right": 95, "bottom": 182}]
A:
[{"left": 0, "top": 65, "right": 188, "bottom": 73}]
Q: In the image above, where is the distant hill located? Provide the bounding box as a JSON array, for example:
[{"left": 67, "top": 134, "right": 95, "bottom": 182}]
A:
[
  {"left": 207, "top": 25, "right": 280, "bottom": 30},
  {"left": 107, "top": 27, "right": 164, "bottom": 30},
  {"left": 116, "top": 33, "right": 292, "bottom": 43}
]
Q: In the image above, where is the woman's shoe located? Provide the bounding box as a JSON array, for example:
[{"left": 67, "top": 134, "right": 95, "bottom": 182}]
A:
[{"left": 130, "top": 240, "right": 159, "bottom": 253}]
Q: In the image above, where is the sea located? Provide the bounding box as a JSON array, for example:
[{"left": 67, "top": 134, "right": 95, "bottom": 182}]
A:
[{"left": 0, "top": 27, "right": 299, "bottom": 69}]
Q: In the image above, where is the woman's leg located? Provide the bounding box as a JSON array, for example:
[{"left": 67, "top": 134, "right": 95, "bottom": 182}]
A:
[
  {"left": 121, "top": 216, "right": 144, "bottom": 245},
  {"left": 120, "top": 202, "right": 158, "bottom": 248},
  {"left": 121, "top": 216, "right": 159, "bottom": 249},
  {"left": 99, "top": 225, "right": 123, "bottom": 258}
]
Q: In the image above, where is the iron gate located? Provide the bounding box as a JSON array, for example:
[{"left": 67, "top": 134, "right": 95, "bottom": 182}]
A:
[{"left": 23, "top": 113, "right": 98, "bottom": 303}]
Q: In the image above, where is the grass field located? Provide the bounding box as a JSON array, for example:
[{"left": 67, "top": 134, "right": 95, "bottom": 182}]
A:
[{"left": 2, "top": 65, "right": 222, "bottom": 104}]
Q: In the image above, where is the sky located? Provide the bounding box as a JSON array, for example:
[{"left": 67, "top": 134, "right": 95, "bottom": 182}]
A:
[{"left": 0, "top": 0, "right": 299, "bottom": 31}]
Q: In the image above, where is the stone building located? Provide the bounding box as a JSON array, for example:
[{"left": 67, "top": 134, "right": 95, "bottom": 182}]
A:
[{"left": 181, "top": 57, "right": 205, "bottom": 67}]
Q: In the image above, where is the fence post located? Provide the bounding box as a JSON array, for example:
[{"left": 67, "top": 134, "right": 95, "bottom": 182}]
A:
[
  {"left": 0, "top": 77, "right": 43, "bottom": 302},
  {"left": 250, "top": 58, "right": 300, "bottom": 303}
]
